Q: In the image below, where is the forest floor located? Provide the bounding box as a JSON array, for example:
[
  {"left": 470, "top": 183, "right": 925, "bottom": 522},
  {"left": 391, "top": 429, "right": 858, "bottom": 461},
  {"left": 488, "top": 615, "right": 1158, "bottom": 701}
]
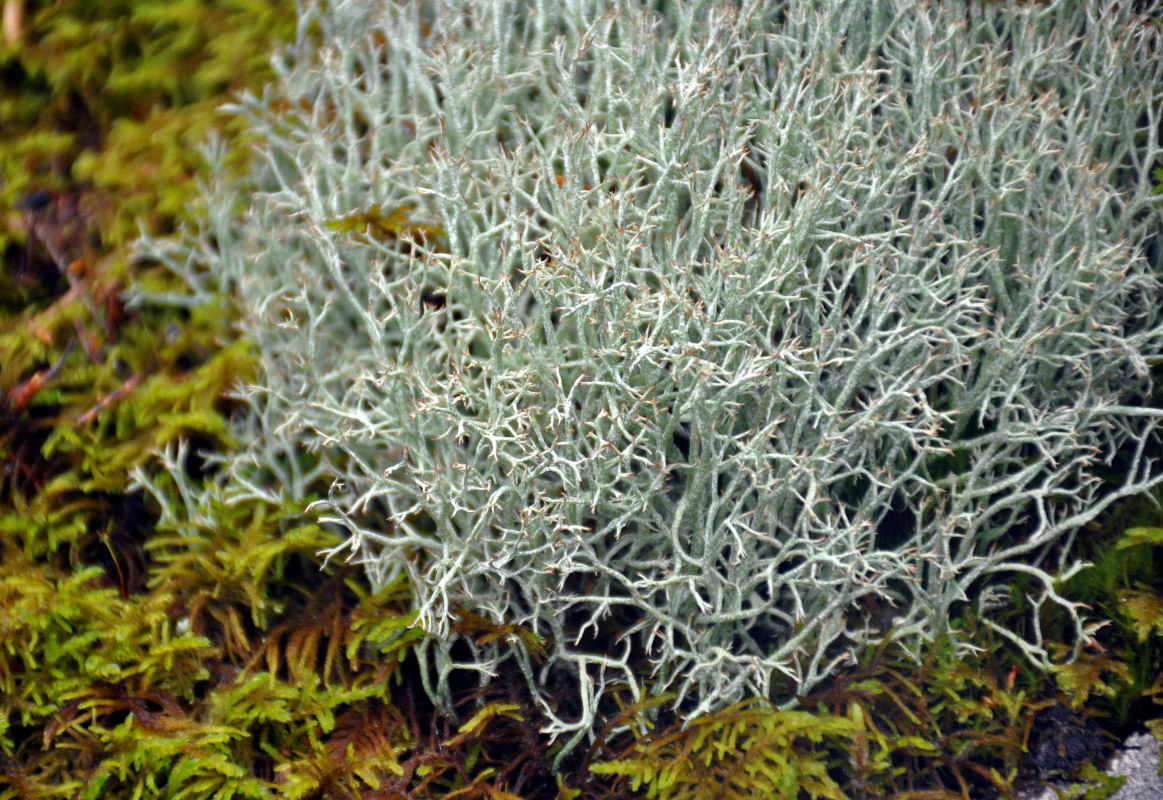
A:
[{"left": 2, "top": 3, "right": 1162, "bottom": 799}]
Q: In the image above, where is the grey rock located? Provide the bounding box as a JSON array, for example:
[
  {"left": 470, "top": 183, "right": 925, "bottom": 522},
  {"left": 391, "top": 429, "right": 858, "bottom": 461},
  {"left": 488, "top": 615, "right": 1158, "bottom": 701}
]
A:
[
  {"left": 1019, "top": 729, "right": 1162, "bottom": 800},
  {"left": 1105, "top": 732, "right": 1163, "bottom": 800}
]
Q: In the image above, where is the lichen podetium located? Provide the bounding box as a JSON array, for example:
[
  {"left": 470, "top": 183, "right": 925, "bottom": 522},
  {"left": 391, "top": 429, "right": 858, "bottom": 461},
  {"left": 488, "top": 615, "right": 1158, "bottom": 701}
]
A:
[{"left": 135, "top": 0, "right": 1163, "bottom": 758}]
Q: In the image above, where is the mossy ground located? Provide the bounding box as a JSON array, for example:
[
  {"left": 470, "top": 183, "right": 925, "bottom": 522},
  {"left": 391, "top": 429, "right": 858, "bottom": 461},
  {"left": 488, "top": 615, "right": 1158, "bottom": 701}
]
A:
[{"left": 2, "top": 2, "right": 1161, "bottom": 798}]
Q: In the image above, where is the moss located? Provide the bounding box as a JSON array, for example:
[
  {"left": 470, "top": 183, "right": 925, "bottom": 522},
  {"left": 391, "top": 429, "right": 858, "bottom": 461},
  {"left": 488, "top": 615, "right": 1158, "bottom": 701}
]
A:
[{"left": 0, "top": 0, "right": 296, "bottom": 250}]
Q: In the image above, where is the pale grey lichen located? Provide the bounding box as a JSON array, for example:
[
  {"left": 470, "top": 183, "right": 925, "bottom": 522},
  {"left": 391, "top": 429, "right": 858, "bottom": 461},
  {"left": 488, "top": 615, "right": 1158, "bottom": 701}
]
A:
[{"left": 133, "top": 0, "right": 1163, "bottom": 751}]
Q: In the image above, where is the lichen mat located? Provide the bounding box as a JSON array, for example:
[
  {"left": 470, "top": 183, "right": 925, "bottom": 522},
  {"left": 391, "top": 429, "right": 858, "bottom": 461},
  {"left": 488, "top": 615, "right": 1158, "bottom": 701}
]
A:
[{"left": 134, "top": 0, "right": 1163, "bottom": 758}]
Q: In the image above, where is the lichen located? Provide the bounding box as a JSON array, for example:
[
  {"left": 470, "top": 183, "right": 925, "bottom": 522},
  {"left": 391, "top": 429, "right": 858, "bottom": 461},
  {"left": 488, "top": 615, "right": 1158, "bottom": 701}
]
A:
[{"left": 140, "top": 0, "right": 1163, "bottom": 749}]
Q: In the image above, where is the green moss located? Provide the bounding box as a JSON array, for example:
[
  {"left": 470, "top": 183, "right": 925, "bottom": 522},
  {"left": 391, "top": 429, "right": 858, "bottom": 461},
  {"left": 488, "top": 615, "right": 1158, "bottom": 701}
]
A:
[
  {"left": 592, "top": 698, "right": 853, "bottom": 800},
  {"left": 0, "top": 0, "right": 295, "bottom": 250},
  {"left": 1046, "top": 498, "right": 1163, "bottom": 726}
]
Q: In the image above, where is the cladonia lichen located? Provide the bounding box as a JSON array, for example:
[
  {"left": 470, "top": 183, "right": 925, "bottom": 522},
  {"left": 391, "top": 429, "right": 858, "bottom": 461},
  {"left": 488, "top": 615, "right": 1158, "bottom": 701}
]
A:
[{"left": 135, "top": 0, "right": 1163, "bottom": 750}]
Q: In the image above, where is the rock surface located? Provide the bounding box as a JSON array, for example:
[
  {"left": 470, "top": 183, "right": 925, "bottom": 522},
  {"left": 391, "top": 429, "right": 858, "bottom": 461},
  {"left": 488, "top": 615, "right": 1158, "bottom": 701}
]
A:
[{"left": 1019, "top": 730, "right": 1162, "bottom": 800}]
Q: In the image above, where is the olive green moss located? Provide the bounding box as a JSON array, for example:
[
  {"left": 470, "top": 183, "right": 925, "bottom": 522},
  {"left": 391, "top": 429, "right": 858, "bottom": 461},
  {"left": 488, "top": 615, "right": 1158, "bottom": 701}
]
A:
[{"left": 0, "top": 0, "right": 296, "bottom": 251}]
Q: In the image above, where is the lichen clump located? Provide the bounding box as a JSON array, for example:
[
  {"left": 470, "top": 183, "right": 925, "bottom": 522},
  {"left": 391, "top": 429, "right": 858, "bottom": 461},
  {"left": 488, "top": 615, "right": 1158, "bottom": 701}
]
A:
[{"left": 139, "top": 0, "right": 1163, "bottom": 748}]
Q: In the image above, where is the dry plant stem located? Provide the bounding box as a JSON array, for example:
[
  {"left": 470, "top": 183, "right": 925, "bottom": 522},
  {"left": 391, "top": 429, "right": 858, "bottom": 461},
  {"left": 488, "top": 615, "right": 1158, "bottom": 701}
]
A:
[{"left": 3, "top": 0, "right": 22, "bottom": 45}]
